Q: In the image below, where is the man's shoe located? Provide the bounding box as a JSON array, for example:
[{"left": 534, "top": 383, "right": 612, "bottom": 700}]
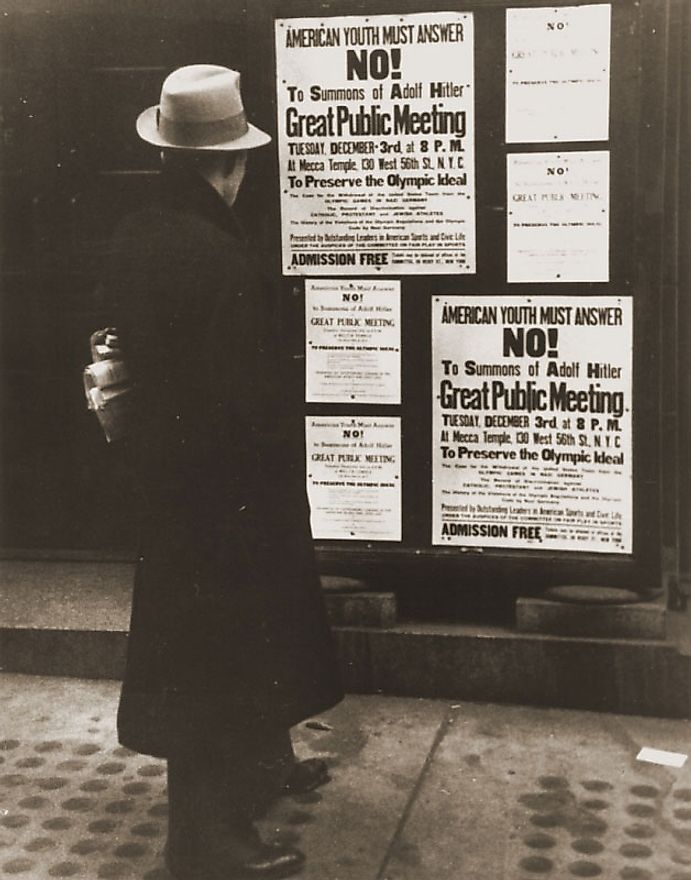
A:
[
  {"left": 166, "top": 750, "right": 307, "bottom": 878},
  {"left": 165, "top": 838, "right": 305, "bottom": 879},
  {"left": 282, "top": 758, "right": 329, "bottom": 795},
  {"left": 226, "top": 842, "right": 305, "bottom": 878}
]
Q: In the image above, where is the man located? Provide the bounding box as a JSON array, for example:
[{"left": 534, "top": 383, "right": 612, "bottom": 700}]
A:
[{"left": 100, "top": 64, "right": 344, "bottom": 878}]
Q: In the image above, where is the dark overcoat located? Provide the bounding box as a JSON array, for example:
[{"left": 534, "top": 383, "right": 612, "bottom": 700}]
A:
[{"left": 102, "top": 166, "right": 343, "bottom": 758}]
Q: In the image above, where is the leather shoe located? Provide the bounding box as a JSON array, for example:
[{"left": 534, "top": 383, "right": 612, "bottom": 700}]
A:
[
  {"left": 166, "top": 839, "right": 305, "bottom": 879},
  {"left": 282, "top": 758, "right": 330, "bottom": 796},
  {"left": 227, "top": 842, "right": 305, "bottom": 878},
  {"left": 249, "top": 758, "right": 330, "bottom": 819}
]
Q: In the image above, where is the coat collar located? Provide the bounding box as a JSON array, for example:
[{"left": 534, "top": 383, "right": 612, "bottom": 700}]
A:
[{"left": 159, "top": 165, "right": 247, "bottom": 240}]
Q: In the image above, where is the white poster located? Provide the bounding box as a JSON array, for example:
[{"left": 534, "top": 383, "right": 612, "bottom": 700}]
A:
[
  {"left": 306, "top": 279, "right": 401, "bottom": 404},
  {"left": 508, "top": 151, "right": 609, "bottom": 283},
  {"left": 306, "top": 416, "right": 401, "bottom": 541},
  {"left": 506, "top": 4, "right": 611, "bottom": 143},
  {"left": 275, "top": 12, "right": 476, "bottom": 275},
  {"left": 432, "top": 296, "right": 632, "bottom": 553}
]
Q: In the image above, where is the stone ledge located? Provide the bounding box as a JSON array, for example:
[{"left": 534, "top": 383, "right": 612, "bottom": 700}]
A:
[
  {"left": 324, "top": 591, "right": 396, "bottom": 628},
  {"left": 2, "top": 621, "right": 689, "bottom": 718},
  {"left": 334, "top": 624, "right": 690, "bottom": 719},
  {"left": 1, "top": 560, "right": 689, "bottom": 718},
  {"left": 516, "top": 596, "right": 666, "bottom": 640}
]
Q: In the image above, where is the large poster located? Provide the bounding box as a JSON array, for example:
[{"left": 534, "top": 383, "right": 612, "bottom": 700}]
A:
[
  {"left": 275, "top": 12, "right": 476, "bottom": 275},
  {"left": 432, "top": 296, "right": 632, "bottom": 553},
  {"left": 506, "top": 4, "right": 611, "bottom": 144},
  {"left": 507, "top": 151, "right": 609, "bottom": 283},
  {"left": 306, "top": 416, "right": 402, "bottom": 541},
  {"left": 306, "top": 279, "right": 401, "bottom": 403}
]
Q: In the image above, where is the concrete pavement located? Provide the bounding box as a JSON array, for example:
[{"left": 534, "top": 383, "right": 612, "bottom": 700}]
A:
[{"left": 0, "top": 673, "right": 690, "bottom": 879}]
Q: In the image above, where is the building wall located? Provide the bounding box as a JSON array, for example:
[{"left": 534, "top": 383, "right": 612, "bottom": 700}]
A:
[{"left": 1, "top": 0, "right": 687, "bottom": 616}]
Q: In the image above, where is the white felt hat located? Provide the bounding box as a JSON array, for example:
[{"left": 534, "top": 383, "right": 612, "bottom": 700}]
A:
[{"left": 136, "top": 64, "right": 271, "bottom": 151}]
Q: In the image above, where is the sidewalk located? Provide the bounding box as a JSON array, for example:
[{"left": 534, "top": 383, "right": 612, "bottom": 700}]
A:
[{"left": 1, "top": 674, "right": 690, "bottom": 879}]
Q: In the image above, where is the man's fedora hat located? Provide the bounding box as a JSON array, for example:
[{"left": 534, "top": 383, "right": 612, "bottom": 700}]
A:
[{"left": 137, "top": 64, "right": 271, "bottom": 151}]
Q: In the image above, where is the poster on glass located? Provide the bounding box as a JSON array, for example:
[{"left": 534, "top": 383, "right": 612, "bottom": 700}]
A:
[
  {"left": 507, "top": 151, "right": 609, "bottom": 283},
  {"left": 276, "top": 12, "right": 476, "bottom": 275},
  {"left": 432, "top": 295, "right": 632, "bottom": 554},
  {"left": 506, "top": 4, "right": 611, "bottom": 144},
  {"left": 306, "top": 279, "right": 401, "bottom": 404},
  {"left": 306, "top": 416, "right": 402, "bottom": 541}
]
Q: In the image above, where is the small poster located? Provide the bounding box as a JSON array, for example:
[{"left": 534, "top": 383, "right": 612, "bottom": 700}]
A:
[
  {"left": 275, "top": 12, "right": 476, "bottom": 275},
  {"left": 508, "top": 151, "right": 609, "bottom": 283},
  {"left": 432, "top": 296, "right": 632, "bottom": 554},
  {"left": 506, "top": 4, "right": 611, "bottom": 143},
  {"left": 306, "top": 279, "right": 401, "bottom": 403},
  {"left": 306, "top": 416, "right": 402, "bottom": 541}
]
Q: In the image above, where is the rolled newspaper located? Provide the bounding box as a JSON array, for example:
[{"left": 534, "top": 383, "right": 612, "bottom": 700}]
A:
[{"left": 83, "top": 332, "right": 133, "bottom": 443}]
